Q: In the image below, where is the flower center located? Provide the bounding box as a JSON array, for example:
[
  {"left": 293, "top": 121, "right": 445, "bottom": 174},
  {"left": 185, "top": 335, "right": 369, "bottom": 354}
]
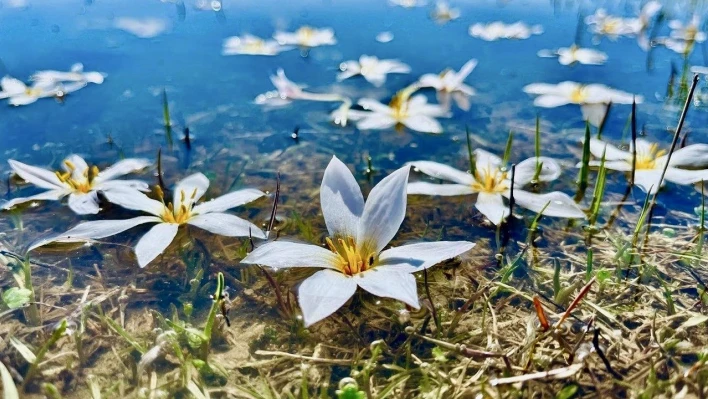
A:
[
  {"left": 634, "top": 143, "right": 667, "bottom": 170},
  {"left": 156, "top": 187, "right": 196, "bottom": 224},
  {"left": 298, "top": 26, "right": 314, "bottom": 44},
  {"left": 55, "top": 160, "right": 99, "bottom": 194},
  {"left": 326, "top": 236, "right": 377, "bottom": 276},
  {"left": 570, "top": 86, "right": 587, "bottom": 103},
  {"left": 471, "top": 166, "right": 508, "bottom": 194},
  {"left": 24, "top": 87, "right": 42, "bottom": 97},
  {"left": 243, "top": 39, "right": 265, "bottom": 52},
  {"left": 602, "top": 19, "right": 620, "bottom": 34}
]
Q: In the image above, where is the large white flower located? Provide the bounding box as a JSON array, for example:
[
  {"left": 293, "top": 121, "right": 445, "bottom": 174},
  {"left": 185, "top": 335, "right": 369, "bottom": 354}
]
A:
[
  {"left": 469, "top": 22, "right": 543, "bottom": 41},
  {"left": 2, "top": 155, "right": 150, "bottom": 214},
  {"left": 222, "top": 34, "right": 293, "bottom": 56},
  {"left": 28, "top": 173, "right": 266, "bottom": 267},
  {"left": 538, "top": 45, "right": 608, "bottom": 66},
  {"left": 0, "top": 76, "right": 74, "bottom": 106},
  {"left": 523, "top": 81, "right": 643, "bottom": 126},
  {"left": 581, "top": 138, "right": 708, "bottom": 194},
  {"left": 584, "top": 9, "right": 635, "bottom": 40},
  {"left": 241, "top": 156, "right": 475, "bottom": 326},
  {"left": 337, "top": 55, "right": 411, "bottom": 87},
  {"left": 431, "top": 1, "right": 460, "bottom": 24},
  {"left": 353, "top": 85, "right": 450, "bottom": 134},
  {"left": 31, "top": 63, "right": 105, "bottom": 86},
  {"left": 273, "top": 26, "right": 336, "bottom": 48},
  {"left": 407, "top": 151, "right": 585, "bottom": 225},
  {"left": 418, "top": 59, "right": 477, "bottom": 111}
]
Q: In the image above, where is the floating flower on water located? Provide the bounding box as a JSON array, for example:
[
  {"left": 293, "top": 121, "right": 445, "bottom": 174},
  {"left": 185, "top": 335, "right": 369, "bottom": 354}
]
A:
[
  {"left": 31, "top": 63, "right": 105, "bottom": 86},
  {"left": 407, "top": 151, "right": 585, "bottom": 225},
  {"left": 0, "top": 76, "right": 72, "bottom": 106},
  {"left": 523, "top": 81, "right": 642, "bottom": 126},
  {"left": 660, "top": 15, "right": 707, "bottom": 55},
  {"left": 29, "top": 173, "right": 266, "bottom": 267},
  {"left": 431, "top": 1, "right": 460, "bottom": 24},
  {"left": 241, "top": 156, "right": 475, "bottom": 326},
  {"left": 584, "top": 9, "right": 634, "bottom": 40},
  {"left": 2, "top": 155, "right": 150, "bottom": 214},
  {"left": 376, "top": 31, "right": 394, "bottom": 43},
  {"left": 273, "top": 26, "right": 336, "bottom": 48},
  {"left": 222, "top": 34, "right": 293, "bottom": 56},
  {"left": 418, "top": 59, "right": 477, "bottom": 111},
  {"left": 337, "top": 55, "right": 411, "bottom": 87},
  {"left": 389, "top": 0, "right": 425, "bottom": 8},
  {"left": 114, "top": 17, "right": 168, "bottom": 38},
  {"left": 580, "top": 138, "right": 708, "bottom": 194},
  {"left": 537, "top": 45, "right": 608, "bottom": 66},
  {"left": 468, "top": 22, "right": 543, "bottom": 41},
  {"left": 624, "top": 1, "right": 662, "bottom": 50},
  {"left": 353, "top": 85, "right": 450, "bottom": 133}
]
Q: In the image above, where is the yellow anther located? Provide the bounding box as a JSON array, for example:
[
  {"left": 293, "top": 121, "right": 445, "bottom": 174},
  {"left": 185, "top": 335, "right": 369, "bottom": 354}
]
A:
[
  {"left": 326, "top": 236, "right": 377, "bottom": 276},
  {"left": 90, "top": 166, "right": 100, "bottom": 182},
  {"left": 191, "top": 187, "right": 198, "bottom": 199},
  {"left": 180, "top": 190, "right": 186, "bottom": 203},
  {"left": 155, "top": 185, "right": 165, "bottom": 201},
  {"left": 63, "top": 160, "right": 76, "bottom": 171}
]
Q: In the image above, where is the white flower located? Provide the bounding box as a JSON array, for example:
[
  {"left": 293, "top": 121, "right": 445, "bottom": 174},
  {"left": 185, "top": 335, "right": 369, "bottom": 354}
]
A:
[
  {"left": 431, "top": 2, "right": 460, "bottom": 24},
  {"left": 28, "top": 173, "right": 266, "bottom": 267},
  {"left": 389, "top": 0, "right": 425, "bottom": 8},
  {"left": 0, "top": 76, "right": 66, "bottom": 106},
  {"left": 523, "top": 81, "right": 643, "bottom": 126},
  {"left": 222, "top": 34, "right": 293, "bottom": 56},
  {"left": 584, "top": 9, "right": 634, "bottom": 40},
  {"left": 354, "top": 86, "right": 450, "bottom": 134},
  {"left": 114, "top": 17, "right": 168, "bottom": 38},
  {"left": 273, "top": 26, "right": 336, "bottom": 48},
  {"left": 337, "top": 55, "right": 411, "bottom": 87},
  {"left": 669, "top": 15, "right": 706, "bottom": 43},
  {"left": 31, "top": 63, "right": 105, "bottom": 86},
  {"left": 241, "top": 156, "right": 475, "bottom": 326},
  {"left": 469, "top": 21, "right": 543, "bottom": 41},
  {"left": 538, "top": 45, "right": 607, "bottom": 66},
  {"left": 625, "top": 1, "right": 662, "bottom": 50},
  {"left": 408, "top": 152, "right": 585, "bottom": 225},
  {"left": 418, "top": 59, "right": 477, "bottom": 111},
  {"left": 2, "top": 155, "right": 150, "bottom": 214},
  {"left": 581, "top": 138, "right": 708, "bottom": 194}
]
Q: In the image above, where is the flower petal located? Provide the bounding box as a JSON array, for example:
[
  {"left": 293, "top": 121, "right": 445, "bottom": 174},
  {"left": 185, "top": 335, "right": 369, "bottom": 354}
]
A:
[
  {"left": 99, "top": 180, "right": 150, "bottom": 192},
  {"left": 240, "top": 241, "right": 339, "bottom": 270},
  {"left": 357, "top": 165, "right": 410, "bottom": 253},
  {"left": 534, "top": 95, "right": 571, "bottom": 108},
  {"left": 1, "top": 189, "right": 67, "bottom": 210},
  {"left": 102, "top": 188, "right": 165, "bottom": 216},
  {"left": 365, "top": 73, "right": 387, "bottom": 88},
  {"left": 407, "top": 160, "right": 474, "bottom": 185},
  {"left": 358, "top": 98, "right": 393, "bottom": 114},
  {"left": 452, "top": 92, "right": 471, "bottom": 111},
  {"left": 320, "top": 156, "right": 365, "bottom": 238},
  {"left": 633, "top": 170, "right": 664, "bottom": 194},
  {"left": 511, "top": 190, "right": 586, "bottom": 218},
  {"left": 588, "top": 138, "right": 630, "bottom": 161},
  {"left": 664, "top": 167, "right": 708, "bottom": 185},
  {"left": 8, "top": 160, "right": 64, "bottom": 190},
  {"left": 297, "top": 269, "right": 357, "bottom": 326},
  {"left": 63, "top": 155, "right": 89, "bottom": 180},
  {"left": 580, "top": 104, "right": 608, "bottom": 127},
  {"left": 192, "top": 188, "right": 265, "bottom": 214},
  {"left": 356, "top": 115, "right": 397, "bottom": 130},
  {"left": 187, "top": 212, "right": 266, "bottom": 239},
  {"left": 407, "top": 182, "right": 475, "bottom": 196},
  {"left": 513, "top": 157, "right": 562, "bottom": 186},
  {"left": 404, "top": 115, "right": 443, "bottom": 134},
  {"left": 94, "top": 158, "right": 151, "bottom": 184},
  {"left": 135, "top": 223, "right": 179, "bottom": 268},
  {"left": 174, "top": 173, "right": 210, "bottom": 207},
  {"left": 67, "top": 192, "right": 100, "bottom": 215},
  {"left": 667, "top": 144, "right": 708, "bottom": 168},
  {"left": 475, "top": 192, "right": 509, "bottom": 224},
  {"left": 378, "top": 241, "right": 476, "bottom": 270},
  {"left": 355, "top": 269, "right": 419, "bottom": 308},
  {"left": 473, "top": 149, "right": 503, "bottom": 171}
]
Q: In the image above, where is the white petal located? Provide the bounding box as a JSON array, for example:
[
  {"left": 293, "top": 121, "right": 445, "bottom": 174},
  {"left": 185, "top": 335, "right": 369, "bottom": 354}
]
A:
[
  {"left": 357, "top": 165, "right": 410, "bottom": 254},
  {"left": 192, "top": 188, "right": 265, "bottom": 214},
  {"left": 407, "top": 182, "right": 475, "bottom": 196},
  {"left": 187, "top": 212, "right": 266, "bottom": 239},
  {"left": 580, "top": 104, "right": 609, "bottom": 127},
  {"left": 513, "top": 157, "right": 562, "bottom": 186},
  {"left": 534, "top": 95, "right": 571, "bottom": 108},
  {"left": 99, "top": 180, "right": 150, "bottom": 192},
  {"left": 454, "top": 58, "right": 478, "bottom": 83},
  {"left": 0, "top": 76, "right": 27, "bottom": 95},
  {"left": 297, "top": 269, "right": 357, "bottom": 326},
  {"left": 418, "top": 74, "right": 443, "bottom": 89},
  {"left": 357, "top": 98, "right": 393, "bottom": 114},
  {"left": 404, "top": 115, "right": 443, "bottom": 134},
  {"left": 574, "top": 49, "right": 607, "bottom": 65},
  {"left": 475, "top": 192, "right": 509, "bottom": 225},
  {"left": 174, "top": 173, "right": 210, "bottom": 207},
  {"left": 67, "top": 192, "right": 100, "bottom": 215},
  {"left": 365, "top": 73, "right": 387, "bottom": 87},
  {"left": 320, "top": 156, "right": 365, "bottom": 238},
  {"left": 1, "top": 189, "right": 67, "bottom": 210},
  {"left": 8, "top": 160, "right": 64, "bottom": 190},
  {"left": 511, "top": 190, "right": 585, "bottom": 218},
  {"left": 664, "top": 167, "right": 708, "bottom": 185},
  {"left": 240, "top": 241, "right": 339, "bottom": 270},
  {"left": 588, "top": 138, "right": 630, "bottom": 161},
  {"left": 591, "top": 160, "right": 632, "bottom": 171},
  {"left": 523, "top": 83, "right": 561, "bottom": 95},
  {"left": 356, "top": 269, "right": 419, "bottom": 308},
  {"left": 28, "top": 216, "right": 160, "bottom": 251},
  {"left": 63, "top": 155, "right": 89, "bottom": 179},
  {"left": 667, "top": 144, "right": 708, "bottom": 168},
  {"left": 407, "top": 161, "right": 474, "bottom": 185},
  {"left": 378, "top": 241, "right": 476, "bottom": 270},
  {"left": 473, "top": 149, "right": 503, "bottom": 170},
  {"left": 9, "top": 95, "right": 38, "bottom": 106},
  {"left": 452, "top": 92, "right": 471, "bottom": 111},
  {"left": 135, "top": 223, "right": 179, "bottom": 268},
  {"left": 633, "top": 170, "right": 664, "bottom": 194},
  {"left": 94, "top": 158, "right": 151, "bottom": 184},
  {"left": 336, "top": 69, "right": 360, "bottom": 82},
  {"left": 102, "top": 188, "right": 165, "bottom": 216},
  {"left": 356, "top": 115, "right": 397, "bottom": 130}
]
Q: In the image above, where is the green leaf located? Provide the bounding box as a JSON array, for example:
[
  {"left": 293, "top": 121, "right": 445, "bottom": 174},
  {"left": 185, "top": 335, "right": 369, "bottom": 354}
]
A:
[
  {"left": 555, "top": 384, "right": 578, "bottom": 399},
  {"left": 2, "top": 287, "right": 31, "bottom": 310}
]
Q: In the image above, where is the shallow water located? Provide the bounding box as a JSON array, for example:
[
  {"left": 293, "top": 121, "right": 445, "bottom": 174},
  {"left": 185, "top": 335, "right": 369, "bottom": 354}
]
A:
[{"left": 2, "top": 0, "right": 708, "bottom": 397}]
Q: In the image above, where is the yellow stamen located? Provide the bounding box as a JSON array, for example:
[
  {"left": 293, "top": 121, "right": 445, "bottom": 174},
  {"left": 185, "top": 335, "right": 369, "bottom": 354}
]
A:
[
  {"left": 570, "top": 86, "right": 587, "bottom": 103},
  {"left": 471, "top": 166, "right": 509, "bottom": 194},
  {"left": 634, "top": 143, "right": 667, "bottom": 170},
  {"left": 325, "top": 236, "right": 377, "bottom": 276}
]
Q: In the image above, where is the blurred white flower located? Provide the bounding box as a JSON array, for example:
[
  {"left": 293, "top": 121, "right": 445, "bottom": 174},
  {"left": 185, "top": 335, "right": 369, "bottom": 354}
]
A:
[
  {"left": 274, "top": 26, "right": 336, "bottom": 48},
  {"left": 660, "top": 15, "right": 707, "bottom": 55},
  {"left": 29, "top": 173, "right": 266, "bottom": 267},
  {"left": 431, "top": 2, "right": 460, "bottom": 24},
  {"left": 222, "top": 34, "right": 293, "bottom": 56},
  {"left": 625, "top": 1, "right": 662, "bottom": 50},
  {"left": 418, "top": 59, "right": 477, "bottom": 110},
  {"left": 337, "top": 55, "right": 410, "bottom": 87},
  {"left": 538, "top": 45, "right": 608, "bottom": 65},
  {"left": 2, "top": 155, "right": 150, "bottom": 214},
  {"left": 0, "top": 75, "right": 87, "bottom": 106},
  {"left": 585, "top": 9, "right": 634, "bottom": 40},
  {"left": 390, "top": 0, "right": 425, "bottom": 8},
  {"left": 469, "top": 21, "right": 543, "bottom": 41},
  {"left": 31, "top": 63, "right": 105, "bottom": 86},
  {"left": 408, "top": 152, "right": 585, "bottom": 224},
  {"left": 114, "top": 17, "right": 168, "bottom": 38},
  {"left": 241, "top": 156, "right": 475, "bottom": 326}
]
